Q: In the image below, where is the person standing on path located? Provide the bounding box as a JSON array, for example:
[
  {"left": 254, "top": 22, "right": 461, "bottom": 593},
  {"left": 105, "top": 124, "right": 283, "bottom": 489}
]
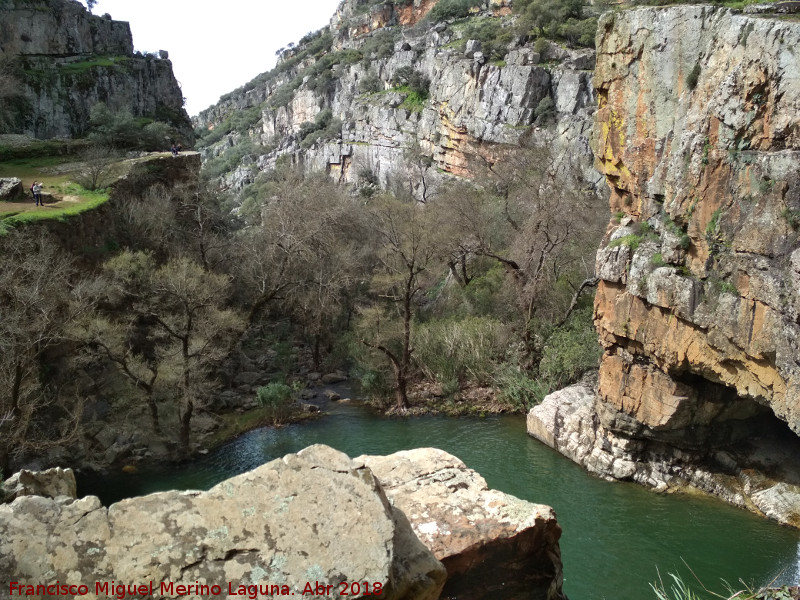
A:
[{"left": 33, "top": 181, "right": 43, "bottom": 206}]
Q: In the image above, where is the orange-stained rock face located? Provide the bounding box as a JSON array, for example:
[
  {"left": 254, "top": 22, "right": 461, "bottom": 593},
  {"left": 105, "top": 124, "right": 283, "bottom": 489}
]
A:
[
  {"left": 592, "top": 6, "right": 800, "bottom": 442},
  {"left": 397, "top": 0, "right": 440, "bottom": 26}
]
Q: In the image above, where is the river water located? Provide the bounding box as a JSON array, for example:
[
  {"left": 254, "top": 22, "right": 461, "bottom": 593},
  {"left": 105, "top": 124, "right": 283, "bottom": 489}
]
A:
[{"left": 79, "top": 401, "right": 800, "bottom": 600}]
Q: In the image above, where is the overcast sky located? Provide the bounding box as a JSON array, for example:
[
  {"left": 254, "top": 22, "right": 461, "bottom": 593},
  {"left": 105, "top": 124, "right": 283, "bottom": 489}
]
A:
[{"left": 94, "top": 0, "right": 342, "bottom": 116}]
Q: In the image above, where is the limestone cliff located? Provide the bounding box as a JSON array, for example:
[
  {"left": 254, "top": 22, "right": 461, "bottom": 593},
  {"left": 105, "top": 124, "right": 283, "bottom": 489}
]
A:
[
  {"left": 530, "top": 5, "right": 800, "bottom": 527},
  {"left": 194, "top": 0, "right": 601, "bottom": 197},
  {"left": 0, "top": 0, "right": 193, "bottom": 141}
]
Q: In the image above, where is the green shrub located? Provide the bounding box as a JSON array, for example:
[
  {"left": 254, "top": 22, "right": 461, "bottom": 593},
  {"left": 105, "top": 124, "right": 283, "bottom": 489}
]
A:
[
  {"left": 533, "top": 37, "right": 549, "bottom": 58},
  {"left": 413, "top": 316, "right": 512, "bottom": 387},
  {"left": 359, "top": 72, "right": 383, "bottom": 94},
  {"left": 781, "top": 207, "right": 800, "bottom": 230},
  {"left": 462, "top": 18, "right": 515, "bottom": 60},
  {"left": 494, "top": 364, "right": 550, "bottom": 411},
  {"left": 391, "top": 66, "right": 430, "bottom": 97},
  {"left": 534, "top": 95, "right": 556, "bottom": 121},
  {"left": 686, "top": 63, "right": 701, "bottom": 91},
  {"left": 609, "top": 233, "right": 643, "bottom": 251},
  {"left": 538, "top": 306, "right": 601, "bottom": 390},
  {"left": 360, "top": 30, "right": 399, "bottom": 60},
  {"left": 86, "top": 102, "right": 180, "bottom": 150},
  {"left": 556, "top": 16, "right": 598, "bottom": 48},
  {"left": 355, "top": 367, "right": 392, "bottom": 399},
  {"left": 256, "top": 383, "right": 295, "bottom": 424},
  {"left": 705, "top": 208, "right": 722, "bottom": 238},
  {"left": 399, "top": 91, "right": 428, "bottom": 112},
  {"left": 427, "top": 0, "right": 482, "bottom": 22},
  {"left": 298, "top": 110, "right": 342, "bottom": 149}
]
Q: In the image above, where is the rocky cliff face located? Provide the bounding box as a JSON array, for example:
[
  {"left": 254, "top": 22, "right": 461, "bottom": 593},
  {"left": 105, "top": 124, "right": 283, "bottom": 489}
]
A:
[
  {"left": 1, "top": 445, "right": 567, "bottom": 600},
  {"left": 0, "top": 0, "right": 192, "bottom": 140},
  {"left": 195, "top": 0, "right": 602, "bottom": 198},
  {"left": 531, "top": 5, "right": 800, "bottom": 527}
]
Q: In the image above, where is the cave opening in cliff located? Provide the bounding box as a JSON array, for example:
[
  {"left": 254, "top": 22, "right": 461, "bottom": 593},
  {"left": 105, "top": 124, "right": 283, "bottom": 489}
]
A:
[{"left": 673, "top": 371, "right": 800, "bottom": 485}]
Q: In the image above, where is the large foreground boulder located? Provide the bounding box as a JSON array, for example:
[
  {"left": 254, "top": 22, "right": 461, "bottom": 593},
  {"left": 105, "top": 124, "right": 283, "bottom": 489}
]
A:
[
  {"left": 359, "top": 449, "right": 567, "bottom": 600},
  {"left": 2, "top": 467, "right": 77, "bottom": 502},
  {"left": 0, "top": 445, "right": 445, "bottom": 600}
]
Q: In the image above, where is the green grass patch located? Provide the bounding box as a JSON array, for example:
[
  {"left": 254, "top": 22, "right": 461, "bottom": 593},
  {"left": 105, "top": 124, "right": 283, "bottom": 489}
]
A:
[
  {"left": 399, "top": 91, "right": 428, "bottom": 112},
  {"left": 205, "top": 405, "right": 317, "bottom": 449},
  {"left": 57, "top": 55, "right": 131, "bottom": 74},
  {"left": 609, "top": 233, "right": 643, "bottom": 251},
  {"left": 0, "top": 183, "right": 110, "bottom": 235}
]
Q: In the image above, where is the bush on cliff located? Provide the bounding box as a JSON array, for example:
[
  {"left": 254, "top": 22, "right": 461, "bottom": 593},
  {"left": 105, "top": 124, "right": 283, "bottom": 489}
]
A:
[
  {"left": 514, "top": 0, "right": 598, "bottom": 48},
  {"left": 426, "top": 0, "right": 482, "bottom": 22},
  {"left": 87, "top": 102, "right": 179, "bottom": 151}
]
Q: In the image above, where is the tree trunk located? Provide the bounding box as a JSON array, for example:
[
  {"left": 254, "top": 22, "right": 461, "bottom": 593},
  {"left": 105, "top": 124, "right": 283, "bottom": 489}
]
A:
[
  {"left": 146, "top": 393, "right": 161, "bottom": 434},
  {"left": 179, "top": 399, "right": 193, "bottom": 452},
  {"left": 396, "top": 267, "right": 414, "bottom": 411},
  {"left": 313, "top": 333, "right": 321, "bottom": 371},
  {"left": 0, "top": 446, "right": 10, "bottom": 479},
  {"left": 394, "top": 370, "right": 408, "bottom": 411}
]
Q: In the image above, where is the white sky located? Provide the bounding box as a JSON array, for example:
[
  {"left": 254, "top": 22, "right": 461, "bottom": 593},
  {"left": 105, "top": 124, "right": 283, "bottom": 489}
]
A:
[{"left": 93, "top": 0, "right": 343, "bottom": 116}]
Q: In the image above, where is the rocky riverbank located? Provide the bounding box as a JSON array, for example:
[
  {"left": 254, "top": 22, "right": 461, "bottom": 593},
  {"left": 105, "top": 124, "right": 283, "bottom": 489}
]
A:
[{"left": 528, "top": 379, "right": 800, "bottom": 529}]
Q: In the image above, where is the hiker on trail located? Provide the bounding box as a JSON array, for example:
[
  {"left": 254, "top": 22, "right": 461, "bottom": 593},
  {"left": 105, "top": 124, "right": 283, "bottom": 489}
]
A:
[
  {"left": 176, "top": 143, "right": 182, "bottom": 154},
  {"left": 30, "top": 181, "right": 36, "bottom": 201},
  {"left": 171, "top": 144, "right": 177, "bottom": 156},
  {"left": 33, "top": 182, "right": 43, "bottom": 206}
]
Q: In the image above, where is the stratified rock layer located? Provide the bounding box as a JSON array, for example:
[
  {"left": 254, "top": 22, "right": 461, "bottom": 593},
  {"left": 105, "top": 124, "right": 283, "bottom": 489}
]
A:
[
  {"left": 195, "top": 0, "right": 601, "bottom": 198},
  {"left": 530, "top": 5, "right": 800, "bottom": 527},
  {"left": 0, "top": 0, "right": 192, "bottom": 140},
  {"left": 593, "top": 5, "right": 800, "bottom": 437},
  {"left": 359, "top": 448, "right": 567, "bottom": 600},
  {"left": 0, "top": 445, "right": 446, "bottom": 600}
]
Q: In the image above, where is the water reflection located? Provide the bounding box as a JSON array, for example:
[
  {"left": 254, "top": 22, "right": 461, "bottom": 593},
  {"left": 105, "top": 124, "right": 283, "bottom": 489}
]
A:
[{"left": 78, "top": 402, "right": 800, "bottom": 600}]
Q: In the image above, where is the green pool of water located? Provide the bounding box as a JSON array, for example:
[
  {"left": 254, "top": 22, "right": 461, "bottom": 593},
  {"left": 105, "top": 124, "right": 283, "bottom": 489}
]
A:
[{"left": 79, "top": 402, "right": 800, "bottom": 600}]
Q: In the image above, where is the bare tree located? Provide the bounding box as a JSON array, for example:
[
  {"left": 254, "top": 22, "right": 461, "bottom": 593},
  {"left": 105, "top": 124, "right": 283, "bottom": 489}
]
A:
[
  {"left": 359, "top": 191, "right": 444, "bottom": 410},
  {"left": 75, "top": 143, "right": 120, "bottom": 191},
  {"left": 435, "top": 146, "right": 605, "bottom": 361},
  {"left": 233, "top": 169, "right": 369, "bottom": 332},
  {"left": 100, "top": 251, "right": 243, "bottom": 452},
  {"left": 0, "top": 232, "right": 89, "bottom": 472}
]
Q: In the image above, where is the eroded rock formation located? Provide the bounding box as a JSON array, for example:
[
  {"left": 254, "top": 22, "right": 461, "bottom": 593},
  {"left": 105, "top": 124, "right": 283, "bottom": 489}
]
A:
[
  {"left": 0, "top": 0, "right": 192, "bottom": 140},
  {"left": 530, "top": 5, "right": 800, "bottom": 527},
  {"left": 0, "top": 445, "right": 446, "bottom": 600},
  {"left": 195, "top": 0, "right": 602, "bottom": 198}
]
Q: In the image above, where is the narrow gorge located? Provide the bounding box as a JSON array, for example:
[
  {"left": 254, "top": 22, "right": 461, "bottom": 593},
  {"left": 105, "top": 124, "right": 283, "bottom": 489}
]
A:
[{"left": 2, "top": 0, "right": 800, "bottom": 598}]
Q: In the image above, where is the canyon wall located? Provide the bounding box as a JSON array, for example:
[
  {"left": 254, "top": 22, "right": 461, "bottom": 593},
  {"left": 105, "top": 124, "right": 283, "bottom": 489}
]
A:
[
  {"left": 530, "top": 5, "right": 800, "bottom": 526},
  {"left": 0, "top": 0, "right": 192, "bottom": 140},
  {"left": 194, "top": 0, "right": 602, "bottom": 199}
]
